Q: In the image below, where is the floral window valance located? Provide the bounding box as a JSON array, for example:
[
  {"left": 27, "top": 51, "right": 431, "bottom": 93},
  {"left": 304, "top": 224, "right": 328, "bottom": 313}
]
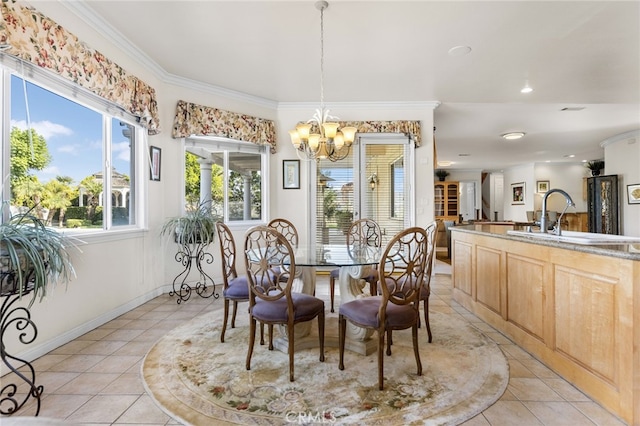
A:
[
  {"left": 0, "top": 0, "right": 161, "bottom": 135},
  {"left": 304, "top": 120, "right": 422, "bottom": 147},
  {"left": 172, "top": 100, "right": 277, "bottom": 153}
]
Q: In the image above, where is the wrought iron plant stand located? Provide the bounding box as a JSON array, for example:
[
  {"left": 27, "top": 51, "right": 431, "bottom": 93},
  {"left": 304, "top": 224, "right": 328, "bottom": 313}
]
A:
[
  {"left": 0, "top": 268, "right": 42, "bottom": 416},
  {"left": 170, "top": 238, "right": 219, "bottom": 304}
]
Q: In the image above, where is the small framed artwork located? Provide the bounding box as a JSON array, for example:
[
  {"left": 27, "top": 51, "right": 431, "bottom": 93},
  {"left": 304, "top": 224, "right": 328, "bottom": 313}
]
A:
[
  {"left": 536, "top": 180, "right": 549, "bottom": 193},
  {"left": 627, "top": 183, "right": 640, "bottom": 204},
  {"left": 150, "top": 146, "right": 161, "bottom": 181},
  {"left": 283, "top": 160, "right": 300, "bottom": 189},
  {"left": 511, "top": 182, "right": 525, "bottom": 205}
]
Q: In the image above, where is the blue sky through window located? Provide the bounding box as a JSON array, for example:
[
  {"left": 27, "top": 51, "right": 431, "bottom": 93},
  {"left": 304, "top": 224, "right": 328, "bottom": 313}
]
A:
[{"left": 10, "top": 76, "right": 131, "bottom": 184}]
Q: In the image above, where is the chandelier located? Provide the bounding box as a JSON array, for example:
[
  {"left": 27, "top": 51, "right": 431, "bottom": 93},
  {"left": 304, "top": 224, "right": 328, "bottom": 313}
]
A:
[{"left": 289, "top": 1, "right": 357, "bottom": 162}]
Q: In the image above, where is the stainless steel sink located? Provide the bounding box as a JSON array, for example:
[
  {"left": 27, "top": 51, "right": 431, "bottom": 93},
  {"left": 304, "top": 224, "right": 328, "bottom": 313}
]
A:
[{"left": 506, "top": 230, "right": 640, "bottom": 245}]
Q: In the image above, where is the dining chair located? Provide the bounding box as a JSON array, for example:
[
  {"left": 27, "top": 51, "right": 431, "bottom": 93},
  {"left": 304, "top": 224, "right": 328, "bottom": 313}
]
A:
[
  {"left": 338, "top": 227, "right": 429, "bottom": 390},
  {"left": 267, "top": 218, "right": 299, "bottom": 248},
  {"left": 419, "top": 220, "right": 438, "bottom": 343},
  {"left": 268, "top": 218, "right": 300, "bottom": 283},
  {"left": 244, "top": 225, "right": 325, "bottom": 382},
  {"left": 215, "top": 222, "right": 266, "bottom": 345},
  {"left": 329, "top": 218, "right": 382, "bottom": 312}
]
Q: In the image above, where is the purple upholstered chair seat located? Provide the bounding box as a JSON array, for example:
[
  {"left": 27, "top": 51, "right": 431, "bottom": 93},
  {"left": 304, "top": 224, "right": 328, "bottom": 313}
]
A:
[
  {"left": 252, "top": 293, "right": 324, "bottom": 323},
  {"left": 223, "top": 276, "right": 249, "bottom": 299},
  {"left": 339, "top": 296, "right": 418, "bottom": 329}
]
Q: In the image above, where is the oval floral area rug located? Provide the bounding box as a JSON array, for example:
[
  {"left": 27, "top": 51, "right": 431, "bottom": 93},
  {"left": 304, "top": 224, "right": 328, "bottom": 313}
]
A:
[{"left": 142, "top": 304, "right": 508, "bottom": 425}]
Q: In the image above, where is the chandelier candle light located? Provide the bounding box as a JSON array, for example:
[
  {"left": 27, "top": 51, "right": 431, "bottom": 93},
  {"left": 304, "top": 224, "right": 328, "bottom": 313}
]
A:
[{"left": 289, "top": 1, "right": 357, "bottom": 162}]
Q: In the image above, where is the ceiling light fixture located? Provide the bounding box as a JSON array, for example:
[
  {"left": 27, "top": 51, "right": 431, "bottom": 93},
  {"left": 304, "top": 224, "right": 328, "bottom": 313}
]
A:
[
  {"left": 521, "top": 79, "right": 533, "bottom": 93},
  {"left": 448, "top": 45, "right": 472, "bottom": 56},
  {"left": 288, "top": 1, "right": 356, "bottom": 162},
  {"left": 501, "top": 132, "right": 526, "bottom": 140}
]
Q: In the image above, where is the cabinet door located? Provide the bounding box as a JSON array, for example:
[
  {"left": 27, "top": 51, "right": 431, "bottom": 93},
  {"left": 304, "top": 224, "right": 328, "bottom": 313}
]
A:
[
  {"left": 446, "top": 183, "right": 459, "bottom": 217},
  {"left": 587, "top": 175, "right": 619, "bottom": 234},
  {"left": 435, "top": 184, "right": 445, "bottom": 217}
]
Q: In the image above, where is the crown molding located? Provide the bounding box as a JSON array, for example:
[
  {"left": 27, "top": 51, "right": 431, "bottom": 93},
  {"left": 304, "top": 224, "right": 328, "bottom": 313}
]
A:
[
  {"left": 57, "top": 2, "right": 440, "bottom": 113},
  {"left": 57, "top": 0, "right": 278, "bottom": 109},
  {"left": 600, "top": 129, "right": 639, "bottom": 148}
]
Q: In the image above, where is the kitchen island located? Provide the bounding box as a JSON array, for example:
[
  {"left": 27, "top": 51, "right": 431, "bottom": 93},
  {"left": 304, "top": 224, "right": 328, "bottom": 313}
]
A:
[{"left": 451, "top": 225, "right": 639, "bottom": 425}]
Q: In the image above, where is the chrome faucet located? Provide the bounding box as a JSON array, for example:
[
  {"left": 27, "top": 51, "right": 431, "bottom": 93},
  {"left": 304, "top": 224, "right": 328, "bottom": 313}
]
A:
[{"left": 540, "top": 188, "right": 575, "bottom": 235}]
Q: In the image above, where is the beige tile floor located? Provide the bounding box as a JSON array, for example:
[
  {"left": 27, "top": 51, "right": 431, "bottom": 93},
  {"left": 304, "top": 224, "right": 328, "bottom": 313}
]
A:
[{"left": 2, "top": 266, "right": 627, "bottom": 425}]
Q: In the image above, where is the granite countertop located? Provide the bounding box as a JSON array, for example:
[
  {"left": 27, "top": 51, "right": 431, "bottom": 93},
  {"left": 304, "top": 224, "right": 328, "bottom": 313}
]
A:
[{"left": 451, "top": 224, "right": 640, "bottom": 261}]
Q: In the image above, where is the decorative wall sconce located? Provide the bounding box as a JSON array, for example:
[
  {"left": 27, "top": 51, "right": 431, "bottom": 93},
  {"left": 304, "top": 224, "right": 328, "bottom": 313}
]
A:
[{"left": 369, "top": 173, "right": 379, "bottom": 191}]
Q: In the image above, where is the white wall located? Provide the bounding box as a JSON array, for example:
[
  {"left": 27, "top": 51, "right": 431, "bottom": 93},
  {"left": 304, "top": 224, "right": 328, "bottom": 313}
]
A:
[
  {"left": 275, "top": 104, "right": 437, "bottom": 246},
  {"left": 447, "top": 170, "right": 482, "bottom": 221},
  {"left": 603, "top": 130, "right": 640, "bottom": 236},
  {"left": 502, "top": 164, "right": 535, "bottom": 222},
  {"left": 533, "top": 163, "right": 588, "bottom": 213}
]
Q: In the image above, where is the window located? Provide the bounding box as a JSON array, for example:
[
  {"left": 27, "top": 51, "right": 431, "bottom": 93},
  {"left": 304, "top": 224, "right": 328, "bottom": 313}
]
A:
[
  {"left": 315, "top": 135, "right": 412, "bottom": 247},
  {"left": 390, "top": 157, "right": 404, "bottom": 218},
  {"left": 184, "top": 136, "right": 267, "bottom": 223},
  {"left": 1, "top": 60, "right": 145, "bottom": 231}
]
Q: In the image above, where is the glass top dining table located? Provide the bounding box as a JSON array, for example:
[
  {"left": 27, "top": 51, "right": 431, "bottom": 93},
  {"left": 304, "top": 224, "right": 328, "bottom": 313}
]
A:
[
  {"left": 291, "top": 244, "right": 381, "bottom": 268},
  {"left": 288, "top": 243, "right": 381, "bottom": 346},
  {"left": 245, "top": 242, "right": 381, "bottom": 353}
]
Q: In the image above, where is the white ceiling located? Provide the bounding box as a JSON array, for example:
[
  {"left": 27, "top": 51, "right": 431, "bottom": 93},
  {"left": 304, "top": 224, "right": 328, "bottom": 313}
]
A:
[{"left": 31, "top": 0, "right": 640, "bottom": 171}]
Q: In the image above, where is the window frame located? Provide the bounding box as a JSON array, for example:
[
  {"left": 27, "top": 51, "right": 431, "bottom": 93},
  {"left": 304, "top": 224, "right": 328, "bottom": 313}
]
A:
[
  {"left": 1, "top": 57, "right": 148, "bottom": 236},
  {"left": 183, "top": 135, "right": 269, "bottom": 226}
]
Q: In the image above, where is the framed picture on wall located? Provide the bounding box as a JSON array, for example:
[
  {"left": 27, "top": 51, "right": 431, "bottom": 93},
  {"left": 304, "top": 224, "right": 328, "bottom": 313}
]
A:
[
  {"left": 536, "top": 180, "right": 549, "bottom": 193},
  {"left": 511, "top": 182, "right": 525, "bottom": 205},
  {"left": 627, "top": 183, "right": 640, "bottom": 204},
  {"left": 283, "top": 160, "right": 300, "bottom": 189},
  {"left": 150, "top": 146, "right": 161, "bottom": 181}
]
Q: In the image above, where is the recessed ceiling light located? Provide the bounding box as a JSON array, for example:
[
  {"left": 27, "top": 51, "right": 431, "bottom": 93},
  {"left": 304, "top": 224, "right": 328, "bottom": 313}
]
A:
[
  {"left": 520, "top": 85, "right": 533, "bottom": 94},
  {"left": 448, "top": 45, "right": 472, "bottom": 56},
  {"left": 437, "top": 161, "right": 453, "bottom": 167},
  {"left": 563, "top": 154, "right": 575, "bottom": 158},
  {"left": 501, "top": 132, "right": 525, "bottom": 140}
]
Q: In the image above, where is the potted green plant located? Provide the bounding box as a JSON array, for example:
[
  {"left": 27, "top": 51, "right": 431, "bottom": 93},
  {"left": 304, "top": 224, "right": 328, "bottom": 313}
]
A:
[
  {"left": 585, "top": 160, "right": 605, "bottom": 176},
  {"left": 161, "top": 202, "right": 218, "bottom": 246},
  {"left": 435, "top": 169, "right": 450, "bottom": 181},
  {"left": 0, "top": 209, "right": 76, "bottom": 305},
  {"left": 335, "top": 210, "right": 354, "bottom": 235},
  {"left": 1, "top": 206, "right": 77, "bottom": 415}
]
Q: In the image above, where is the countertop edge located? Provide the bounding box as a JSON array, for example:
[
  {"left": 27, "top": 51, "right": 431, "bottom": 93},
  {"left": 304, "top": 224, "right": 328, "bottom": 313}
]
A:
[{"left": 450, "top": 226, "right": 640, "bottom": 261}]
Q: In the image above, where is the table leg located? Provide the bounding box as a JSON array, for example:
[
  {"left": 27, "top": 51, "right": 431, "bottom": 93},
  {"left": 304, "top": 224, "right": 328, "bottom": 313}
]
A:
[{"left": 274, "top": 266, "right": 316, "bottom": 347}]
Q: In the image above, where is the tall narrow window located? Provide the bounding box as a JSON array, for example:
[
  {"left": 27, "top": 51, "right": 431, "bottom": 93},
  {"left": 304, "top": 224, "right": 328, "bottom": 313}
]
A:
[{"left": 184, "top": 137, "right": 266, "bottom": 224}]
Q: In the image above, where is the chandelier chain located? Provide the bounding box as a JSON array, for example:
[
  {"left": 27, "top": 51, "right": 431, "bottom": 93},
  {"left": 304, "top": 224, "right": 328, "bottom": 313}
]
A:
[
  {"left": 288, "top": 1, "right": 355, "bottom": 162},
  {"left": 319, "top": 4, "right": 325, "bottom": 110}
]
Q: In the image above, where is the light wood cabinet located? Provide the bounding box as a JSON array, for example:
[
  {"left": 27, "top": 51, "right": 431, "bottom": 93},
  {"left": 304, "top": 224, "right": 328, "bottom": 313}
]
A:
[
  {"left": 435, "top": 181, "right": 459, "bottom": 220},
  {"left": 435, "top": 181, "right": 459, "bottom": 249},
  {"left": 451, "top": 229, "right": 640, "bottom": 425},
  {"left": 560, "top": 212, "right": 588, "bottom": 232}
]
